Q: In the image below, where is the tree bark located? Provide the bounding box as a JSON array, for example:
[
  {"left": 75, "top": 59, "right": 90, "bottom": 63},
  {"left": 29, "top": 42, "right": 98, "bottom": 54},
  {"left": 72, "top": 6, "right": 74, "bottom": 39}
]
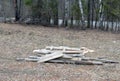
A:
[
  {"left": 87, "top": 0, "right": 90, "bottom": 28},
  {"left": 78, "top": 0, "right": 86, "bottom": 29},
  {"left": 14, "top": 0, "right": 20, "bottom": 21}
]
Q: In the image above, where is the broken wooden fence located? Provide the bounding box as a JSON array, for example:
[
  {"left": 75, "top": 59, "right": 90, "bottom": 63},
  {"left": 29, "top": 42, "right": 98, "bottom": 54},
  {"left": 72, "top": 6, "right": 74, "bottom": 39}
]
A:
[{"left": 16, "top": 46, "right": 119, "bottom": 65}]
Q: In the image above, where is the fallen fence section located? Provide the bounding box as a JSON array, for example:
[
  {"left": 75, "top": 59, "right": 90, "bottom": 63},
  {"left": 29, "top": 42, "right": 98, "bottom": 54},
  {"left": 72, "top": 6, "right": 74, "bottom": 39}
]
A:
[{"left": 16, "top": 46, "right": 119, "bottom": 65}]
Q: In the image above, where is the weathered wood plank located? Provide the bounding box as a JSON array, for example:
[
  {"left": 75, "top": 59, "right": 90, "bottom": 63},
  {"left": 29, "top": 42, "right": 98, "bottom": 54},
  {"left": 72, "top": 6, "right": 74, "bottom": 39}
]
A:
[
  {"left": 63, "top": 51, "right": 83, "bottom": 54},
  {"left": 25, "top": 58, "right": 39, "bottom": 62},
  {"left": 62, "top": 54, "right": 73, "bottom": 59},
  {"left": 47, "top": 59, "right": 103, "bottom": 65},
  {"left": 66, "top": 54, "right": 85, "bottom": 57},
  {"left": 81, "top": 57, "right": 119, "bottom": 63},
  {"left": 65, "top": 48, "right": 81, "bottom": 51},
  {"left": 80, "top": 47, "right": 94, "bottom": 53},
  {"left": 28, "top": 56, "right": 41, "bottom": 59},
  {"left": 16, "top": 57, "right": 39, "bottom": 62},
  {"left": 33, "top": 49, "right": 51, "bottom": 54},
  {"left": 38, "top": 51, "right": 63, "bottom": 63},
  {"left": 46, "top": 46, "right": 81, "bottom": 51},
  {"left": 46, "top": 46, "right": 69, "bottom": 50}
]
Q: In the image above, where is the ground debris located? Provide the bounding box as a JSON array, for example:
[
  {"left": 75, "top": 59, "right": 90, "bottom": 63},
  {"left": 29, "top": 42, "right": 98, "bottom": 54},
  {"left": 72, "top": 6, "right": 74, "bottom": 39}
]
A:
[{"left": 16, "top": 46, "right": 119, "bottom": 65}]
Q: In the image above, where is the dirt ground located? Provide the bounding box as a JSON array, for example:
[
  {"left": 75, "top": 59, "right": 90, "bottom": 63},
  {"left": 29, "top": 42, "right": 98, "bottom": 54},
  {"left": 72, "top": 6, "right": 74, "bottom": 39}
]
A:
[{"left": 0, "top": 23, "right": 120, "bottom": 81}]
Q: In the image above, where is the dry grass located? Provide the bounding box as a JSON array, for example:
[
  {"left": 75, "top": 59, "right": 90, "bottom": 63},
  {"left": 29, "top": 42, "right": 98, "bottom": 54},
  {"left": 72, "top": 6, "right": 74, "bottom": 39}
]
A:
[{"left": 0, "top": 23, "right": 120, "bottom": 81}]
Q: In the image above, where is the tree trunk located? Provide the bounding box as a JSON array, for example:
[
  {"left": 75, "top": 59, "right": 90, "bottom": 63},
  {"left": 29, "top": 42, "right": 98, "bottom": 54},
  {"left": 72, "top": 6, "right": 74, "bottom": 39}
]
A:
[
  {"left": 87, "top": 0, "right": 90, "bottom": 28},
  {"left": 64, "top": 0, "right": 69, "bottom": 27},
  {"left": 14, "top": 0, "right": 20, "bottom": 21},
  {"left": 79, "top": 0, "right": 85, "bottom": 29},
  {"left": 98, "top": 0, "right": 104, "bottom": 29},
  {"left": 91, "top": 0, "right": 94, "bottom": 29},
  {"left": 1, "top": 0, "right": 6, "bottom": 22}
]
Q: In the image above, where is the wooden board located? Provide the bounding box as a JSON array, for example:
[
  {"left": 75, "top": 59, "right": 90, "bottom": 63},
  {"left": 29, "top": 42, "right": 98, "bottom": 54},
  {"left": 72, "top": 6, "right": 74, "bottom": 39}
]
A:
[
  {"left": 47, "top": 59, "right": 103, "bottom": 65},
  {"left": 33, "top": 49, "right": 51, "bottom": 54},
  {"left": 25, "top": 58, "right": 39, "bottom": 62},
  {"left": 46, "top": 46, "right": 69, "bottom": 50},
  {"left": 28, "top": 56, "right": 41, "bottom": 59},
  {"left": 81, "top": 57, "right": 119, "bottom": 63},
  {"left": 38, "top": 51, "right": 63, "bottom": 63},
  {"left": 80, "top": 47, "right": 94, "bottom": 53},
  {"left": 67, "top": 54, "right": 85, "bottom": 57},
  {"left": 63, "top": 51, "right": 83, "bottom": 54},
  {"left": 46, "top": 46, "right": 80, "bottom": 51}
]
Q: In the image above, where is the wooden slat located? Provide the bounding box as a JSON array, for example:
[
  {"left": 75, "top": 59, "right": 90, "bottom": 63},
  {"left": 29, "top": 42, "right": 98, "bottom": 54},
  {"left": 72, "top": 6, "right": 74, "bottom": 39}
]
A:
[
  {"left": 25, "top": 58, "right": 39, "bottom": 62},
  {"left": 80, "top": 47, "right": 94, "bottom": 53},
  {"left": 28, "top": 56, "right": 41, "bottom": 59},
  {"left": 33, "top": 49, "right": 51, "bottom": 54},
  {"left": 63, "top": 51, "right": 83, "bottom": 54},
  {"left": 71, "top": 58, "right": 82, "bottom": 61},
  {"left": 81, "top": 57, "right": 119, "bottom": 63},
  {"left": 67, "top": 54, "right": 85, "bottom": 57},
  {"left": 38, "top": 51, "right": 63, "bottom": 63},
  {"left": 46, "top": 46, "right": 81, "bottom": 51},
  {"left": 46, "top": 46, "right": 69, "bottom": 50},
  {"left": 62, "top": 54, "right": 73, "bottom": 59},
  {"left": 47, "top": 59, "right": 103, "bottom": 65},
  {"left": 65, "top": 48, "right": 80, "bottom": 51}
]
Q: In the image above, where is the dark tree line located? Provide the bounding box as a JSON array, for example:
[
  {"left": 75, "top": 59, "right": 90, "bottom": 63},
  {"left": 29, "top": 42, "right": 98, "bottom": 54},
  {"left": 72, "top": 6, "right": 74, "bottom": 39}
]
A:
[{"left": 0, "top": 0, "right": 120, "bottom": 32}]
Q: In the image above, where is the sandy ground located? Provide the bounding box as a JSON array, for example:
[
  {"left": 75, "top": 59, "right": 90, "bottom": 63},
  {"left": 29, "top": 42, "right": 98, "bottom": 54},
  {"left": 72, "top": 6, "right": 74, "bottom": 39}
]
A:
[{"left": 0, "top": 23, "right": 120, "bottom": 81}]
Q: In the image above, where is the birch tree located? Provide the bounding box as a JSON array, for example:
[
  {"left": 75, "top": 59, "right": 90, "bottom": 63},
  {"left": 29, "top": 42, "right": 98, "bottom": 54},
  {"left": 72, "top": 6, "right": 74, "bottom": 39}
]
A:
[
  {"left": 64, "top": 0, "right": 69, "bottom": 26},
  {"left": 78, "top": 0, "right": 85, "bottom": 29},
  {"left": 98, "top": 0, "right": 104, "bottom": 29}
]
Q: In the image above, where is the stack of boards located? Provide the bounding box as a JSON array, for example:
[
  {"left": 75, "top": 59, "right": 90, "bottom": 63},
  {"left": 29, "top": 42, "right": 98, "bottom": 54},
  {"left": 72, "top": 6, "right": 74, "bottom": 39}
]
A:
[{"left": 16, "top": 46, "right": 119, "bottom": 65}]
